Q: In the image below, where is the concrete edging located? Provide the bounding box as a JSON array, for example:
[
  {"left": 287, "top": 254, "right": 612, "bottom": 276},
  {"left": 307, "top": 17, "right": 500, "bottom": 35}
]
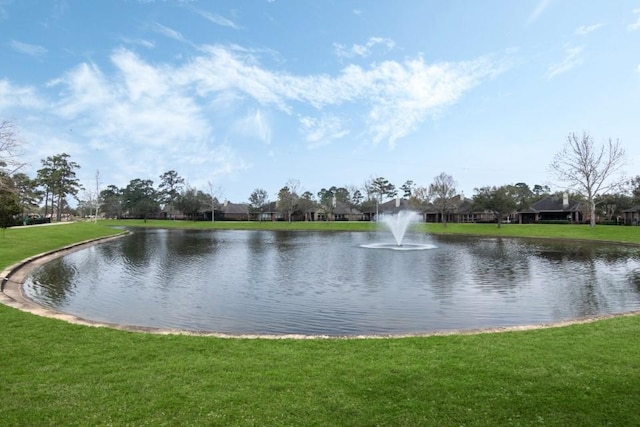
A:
[{"left": 0, "top": 233, "right": 129, "bottom": 327}]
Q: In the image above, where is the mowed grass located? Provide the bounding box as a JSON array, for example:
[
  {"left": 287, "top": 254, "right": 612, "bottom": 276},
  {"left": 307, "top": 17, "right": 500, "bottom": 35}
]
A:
[
  {"left": 420, "top": 222, "right": 640, "bottom": 244},
  {"left": 103, "top": 218, "right": 640, "bottom": 244},
  {"left": 0, "top": 222, "right": 124, "bottom": 268},
  {"left": 102, "top": 218, "right": 379, "bottom": 232},
  {"left": 1, "top": 221, "right": 640, "bottom": 426}
]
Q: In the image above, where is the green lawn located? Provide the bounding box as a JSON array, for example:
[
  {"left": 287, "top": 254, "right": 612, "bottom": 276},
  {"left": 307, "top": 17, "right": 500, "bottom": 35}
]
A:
[
  {"left": 1, "top": 221, "right": 640, "bottom": 426},
  {"left": 102, "top": 218, "right": 640, "bottom": 244},
  {"left": 101, "top": 218, "right": 379, "bottom": 232},
  {"left": 0, "top": 222, "right": 125, "bottom": 268},
  {"left": 419, "top": 222, "right": 640, "bottom": 245}
]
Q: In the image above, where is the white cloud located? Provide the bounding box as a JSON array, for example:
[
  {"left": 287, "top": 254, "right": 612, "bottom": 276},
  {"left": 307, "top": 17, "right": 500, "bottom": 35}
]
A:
[
  {"left": 299, "top": 114, "right": 349, "bottom": 148},
  {"left": 575, "top": 23, "right": 603, "bottom": 36},
  {"left": 209, "top": 144, "right": 251, "bottom": 176},
  {"left": 546, "top": 45, "right": 584, "bottom": 79},
  {"left": 527, "top": 0, "right": 552, "bottom": 25},
  {"left": 176, "top": 45, "right": 292, "bottom": 111},
  {"left": 47, "top": 62, "right": 114, "bottom": 118},
  {"left": 152, "top": 22, "right": 186, "bottom": 42},
  {"left": 110, "top": 48, "right": 170, "bottom": 101},
  {"left": 629, "top": 9, "right": 640, "bottom": 31},
  {"left": 339, "top": 55, "right": 505, "bottom": 145},
  {"left": 121, "top": 37, "right": 156, "bottom": 49},
  {"left": 196, "top": 10, "right": 242, "bottom": 29},
  {"left": 334, "top": 37, "right": 395, "bottom": 59},
  {"left": 0, "top": 79, "right": 44, "bottom": 110},
  {"left": 177, "top": 45, "right": 506, "bottom": 146},
  {"left": 46, "top": 50, "right": 211, "bottom": 175},
  {"left": 232, "top": 109, "right": 272, "bottom": 144},
  {"left": 3, "top": 44, "right": 507, "bottom": 190},
  {"left": 4, "top": 49, "right": 225, "bottom": 186},
  {"left": 9, "top": 40, "right": 47, "bottom": 57}
]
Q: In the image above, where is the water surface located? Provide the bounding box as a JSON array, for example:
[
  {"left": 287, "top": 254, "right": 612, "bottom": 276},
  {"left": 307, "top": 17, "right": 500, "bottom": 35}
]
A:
[{"left": 23, "top": 229, "right": 640, "bottom": 336}]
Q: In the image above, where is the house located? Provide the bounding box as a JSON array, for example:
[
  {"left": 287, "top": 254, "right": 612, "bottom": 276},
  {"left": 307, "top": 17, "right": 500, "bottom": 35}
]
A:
[
  {"left": 455, "top": 197, "right": 500, "bottom": 223},
  {"left": 422, "top": 196, "right": 499, "bottom": 224},
  {"left": 316, "top": 200, "right": 363, "bottom": 221},
  {"left": 220, "top": 201, "right": 250, "bottom": 221},
  {"left": 253, "top": 201, "right": 281, "bottom": 221},
  {"left": 356, "top": 198, "right": 403, "bottom": 221},
  {"left": 518, "top": 193, "right": 584, "bottom": 224},
  {"left": 254, "top": 201, "right": 310, "bottom": 222},
  {"left": 378, "top": 198, "right": 414, "bottom": 215},
  {"left": 622, "top": 206, "right": 640, "bottom": 225},
  {"left": 370, "top": 196, "right": 498, "bottom": 224}
]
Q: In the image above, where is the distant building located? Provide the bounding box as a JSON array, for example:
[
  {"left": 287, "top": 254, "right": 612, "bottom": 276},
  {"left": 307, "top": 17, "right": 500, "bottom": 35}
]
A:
[
  {"left": 518, "top": 193, "right": 584, "bottom": 224},
  {"left": 220, "top": 201, "right": 250, "bottom": 221},
  {"left": 622, "top": 206, "right": 640, "bottom": 225},
  {"left": 316, "top": 200, "right": 364, "bottom": 221}
]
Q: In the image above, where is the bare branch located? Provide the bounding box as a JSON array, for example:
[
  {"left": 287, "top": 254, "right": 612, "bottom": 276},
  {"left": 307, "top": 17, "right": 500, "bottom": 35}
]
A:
[
  {"left": 0, "top": 120, "right": 27, "bottom": 175},
  {"left": 551, "top": 131, "right": 625, "bottom": 227}
]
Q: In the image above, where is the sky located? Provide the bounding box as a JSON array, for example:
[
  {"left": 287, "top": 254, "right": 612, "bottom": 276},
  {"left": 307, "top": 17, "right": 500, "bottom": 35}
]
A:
[{"left": 1, "top": 0, "right": 639, "bottom": 203}]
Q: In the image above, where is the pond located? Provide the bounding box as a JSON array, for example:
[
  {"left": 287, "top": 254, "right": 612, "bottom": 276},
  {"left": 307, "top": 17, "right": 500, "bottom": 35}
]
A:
[{"left": 23, "top": 228, "right": 640, "bottom": 336}]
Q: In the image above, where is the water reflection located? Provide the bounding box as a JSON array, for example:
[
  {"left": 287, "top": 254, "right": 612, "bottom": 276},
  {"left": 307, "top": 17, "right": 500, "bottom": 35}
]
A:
[
  {"left": 28, "top": 258, "right": 78, "bottom": 306},
  {"left": 466, "top": 238, "right": 532, "bottom": 294},
  {"left": 22, "top": 229, "right": 640, "bottom": 336}
]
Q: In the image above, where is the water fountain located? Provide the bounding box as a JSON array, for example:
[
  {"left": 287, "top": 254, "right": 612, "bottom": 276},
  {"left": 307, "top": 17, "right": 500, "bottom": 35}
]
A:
[
  {"left": 361, "top": 209, "right": 437, "bottom": 251},
  {"left": 382, "top": 210, "right": 421, "bottom": 246}
]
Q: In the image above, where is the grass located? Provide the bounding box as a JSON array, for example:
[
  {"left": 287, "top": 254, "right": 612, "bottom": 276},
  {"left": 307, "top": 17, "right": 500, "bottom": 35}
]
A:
[
  {"left": 102, "top": 218, "right": 640, "bottom": 245},
  {"left": 101, "top": 218, "right": 379, "bottom": 232},
  {"left": 0, "top": 222, "right": 124, "bottom": 268},
  {"left": 418, "top": 222, "right": 640, "bottom": 245},
  {"left": 1, "top": 220, "right": 640, "bottom": 425}
]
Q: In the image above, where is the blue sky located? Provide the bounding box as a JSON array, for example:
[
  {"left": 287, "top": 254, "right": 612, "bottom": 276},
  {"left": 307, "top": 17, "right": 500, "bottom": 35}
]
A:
[{"left": 1, "top": 0, "right": 639, "bottom": 203}]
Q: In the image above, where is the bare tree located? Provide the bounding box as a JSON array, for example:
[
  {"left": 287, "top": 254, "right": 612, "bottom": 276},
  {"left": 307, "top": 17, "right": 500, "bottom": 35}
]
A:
[
  {"left": 429, "top": 172, "right": 457, "bottom": 227},
  {"left": 94, "top": 170, "right": 101, "bottom": 222},
  {"left": 551, "top": 132, "right": 625, "bottom": 227},
  {"left": 0, "top": 120, "right": 26, "bottom": 182},
  {"left": 207, "top": 181, "right": 223, "bottom": 222},
  {"left": 79, "top": 170, "right": 101, "bottom": 222},
  {"left": 277, "top": 179, "right": 302, "bottom": 222},
  {"left": 406, "top": 186, "right": 430, "bottom": 221},
  {"left": 285, "top": 179, "right": 302, "bottom": 197}
]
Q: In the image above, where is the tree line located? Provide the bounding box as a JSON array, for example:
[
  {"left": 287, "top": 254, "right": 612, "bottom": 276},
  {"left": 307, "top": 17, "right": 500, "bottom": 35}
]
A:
[{"left": 1, "top": 120, "right": 635, "bottom": 228}]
